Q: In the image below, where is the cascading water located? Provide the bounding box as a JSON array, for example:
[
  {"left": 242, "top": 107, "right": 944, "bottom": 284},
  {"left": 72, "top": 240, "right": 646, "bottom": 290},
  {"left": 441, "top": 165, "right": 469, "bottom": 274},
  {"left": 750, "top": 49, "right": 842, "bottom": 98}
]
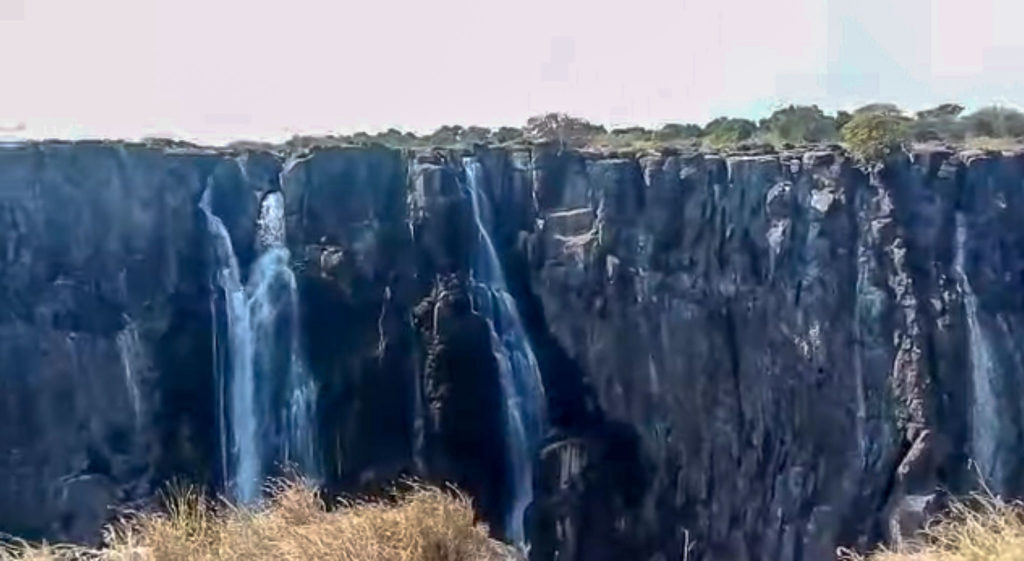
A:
[
  {"left": 200, "top": 187, "right": 318, "bottom": 504},
  {"left": 201, "top": 189, "right": 261, "bottom": 502},
  {"left": 116, "top": 316, "right": 144, "bottom": 425},
  {"left": 250, "top": 192, "right": 318, "bottom": 474},
  {"left": 462, "top": 158, "right": 547, "bottom": 547},
  {"left": 954, "top": 212, "right": 1002, "bottom": 487}
]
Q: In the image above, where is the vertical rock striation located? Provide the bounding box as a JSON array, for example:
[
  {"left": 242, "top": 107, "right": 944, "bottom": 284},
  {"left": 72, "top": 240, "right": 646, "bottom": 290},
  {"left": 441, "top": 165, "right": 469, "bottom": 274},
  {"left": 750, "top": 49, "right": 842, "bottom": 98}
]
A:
[{"left": 1, "top": 140, "right": 1024, "bottom": 561}]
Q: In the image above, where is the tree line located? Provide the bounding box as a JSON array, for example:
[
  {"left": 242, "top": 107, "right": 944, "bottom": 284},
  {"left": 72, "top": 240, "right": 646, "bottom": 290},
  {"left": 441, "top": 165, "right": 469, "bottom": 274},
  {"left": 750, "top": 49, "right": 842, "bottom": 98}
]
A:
[{"left": 286, "top": 103, "right": 1024, "bottom": 159}]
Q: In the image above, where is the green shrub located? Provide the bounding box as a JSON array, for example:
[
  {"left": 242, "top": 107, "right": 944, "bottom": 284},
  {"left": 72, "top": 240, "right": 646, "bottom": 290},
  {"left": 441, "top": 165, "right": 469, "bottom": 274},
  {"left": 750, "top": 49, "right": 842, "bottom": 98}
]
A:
[{"left": 841, "top": 112, "right": 910, "bottom": 160}]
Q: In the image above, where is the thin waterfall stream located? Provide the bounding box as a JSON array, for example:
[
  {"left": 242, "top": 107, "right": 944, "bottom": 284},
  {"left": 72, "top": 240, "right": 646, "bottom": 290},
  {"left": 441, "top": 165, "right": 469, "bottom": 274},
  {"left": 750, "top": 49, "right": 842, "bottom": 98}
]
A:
[
  {"left": 463, "top": 158, "right": 547, "bottom": 548},
  {"left": 954, "top": 212, "right": 1002, "bottom": 487},
  {"left": 200, "top": 187, "right": 318, "bottom": 503},
  {"left": 116, "top": 316, "right": 144, "bottom": 425}
]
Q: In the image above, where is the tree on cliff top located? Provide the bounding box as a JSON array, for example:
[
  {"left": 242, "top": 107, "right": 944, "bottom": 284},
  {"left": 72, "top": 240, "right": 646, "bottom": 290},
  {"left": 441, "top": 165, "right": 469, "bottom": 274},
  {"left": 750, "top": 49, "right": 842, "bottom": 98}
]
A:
[
  {"left": 758, "top": 104, "right": 838, "bottom": 143},
  {"left": 425, "top": 125, "right": 464, "bottom": 146},
  {"left": 656, "top": 123, "right": 702, "bottom": 141},
  {"left": 702, "top": 117, "right": 757, "bottom": 147},
  {"left": 491, "top": 126, "right": 524, "bottom": 144},
  {"left": 915, "top": 103, "right": 965, "bottom": 120},
  {"left": 841, "top": 111, "right": 910, "bottom": 161},
  {"left": 908, "top": 104, "right": 967, "bottom": 142},
  {"left": 853, "top": 103, "right": 905, "bottom": 117},
  {"left": 962, "top": 106, "right": 1024, "bottom": 139},
  {"left": 524, "top": 113, "right": 606, "bottom": 147}
]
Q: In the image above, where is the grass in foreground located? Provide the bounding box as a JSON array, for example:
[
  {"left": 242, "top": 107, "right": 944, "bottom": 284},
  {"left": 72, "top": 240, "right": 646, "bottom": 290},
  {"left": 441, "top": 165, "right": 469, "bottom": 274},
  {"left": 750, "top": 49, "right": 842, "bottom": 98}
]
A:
[
  {"left": 1, "top": 479, "right": 513, "bottom": 561},
  {"left": 841, "top": 495, "right": 1024, "bottom": 561}
]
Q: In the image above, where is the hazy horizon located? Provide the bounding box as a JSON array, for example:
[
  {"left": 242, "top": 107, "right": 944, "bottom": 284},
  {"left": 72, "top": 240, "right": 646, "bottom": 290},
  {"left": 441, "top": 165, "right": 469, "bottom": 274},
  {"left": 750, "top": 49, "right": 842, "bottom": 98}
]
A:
[{"left": 2, "top": 0, "right": 1022, "bottom": 145}]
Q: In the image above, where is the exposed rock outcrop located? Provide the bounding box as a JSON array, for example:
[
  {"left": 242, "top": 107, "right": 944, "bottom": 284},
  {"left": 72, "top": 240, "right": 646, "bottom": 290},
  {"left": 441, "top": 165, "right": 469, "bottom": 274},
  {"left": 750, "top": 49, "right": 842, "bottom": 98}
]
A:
[{"left": 2, "top": 140, "right": 1023, "bottom": 561}]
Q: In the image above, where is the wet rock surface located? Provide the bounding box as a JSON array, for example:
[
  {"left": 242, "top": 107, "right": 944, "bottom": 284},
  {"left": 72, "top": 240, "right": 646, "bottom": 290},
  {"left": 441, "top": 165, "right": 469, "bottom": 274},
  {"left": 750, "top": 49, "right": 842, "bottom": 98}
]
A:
[{"left": 2, "top": 140, "right": 1024, "bottom": 560}]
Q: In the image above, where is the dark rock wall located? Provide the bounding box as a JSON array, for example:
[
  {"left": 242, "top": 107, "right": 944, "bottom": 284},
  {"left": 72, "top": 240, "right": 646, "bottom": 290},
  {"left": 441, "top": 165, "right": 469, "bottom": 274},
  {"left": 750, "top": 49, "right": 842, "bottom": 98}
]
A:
[
  {"left": 0, "top": 142, "right": 219, "bottom": 541},
  {"left": 1, "top": 140, "right": 1023, "bottom": 561}
]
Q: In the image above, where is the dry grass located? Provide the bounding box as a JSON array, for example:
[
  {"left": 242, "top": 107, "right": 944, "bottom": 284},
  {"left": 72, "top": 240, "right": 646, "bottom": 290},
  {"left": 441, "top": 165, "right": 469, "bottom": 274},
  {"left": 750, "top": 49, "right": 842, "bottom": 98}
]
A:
[
  {"left": 840, "top": 494, "right": 1024, "bottom": 561},
  {"left": 0, "top": 479, "right": 514, "bottom": 561}
]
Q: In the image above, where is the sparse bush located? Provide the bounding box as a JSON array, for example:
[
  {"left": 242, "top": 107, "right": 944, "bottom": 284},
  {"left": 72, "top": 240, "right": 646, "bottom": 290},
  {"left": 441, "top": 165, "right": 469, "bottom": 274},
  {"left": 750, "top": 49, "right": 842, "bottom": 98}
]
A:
[
  {"left": 841, "top": 112, "right": 910, "bottom": 160},
  {"left": 0, "top": 479, "right": 513, "bottom": 561}
]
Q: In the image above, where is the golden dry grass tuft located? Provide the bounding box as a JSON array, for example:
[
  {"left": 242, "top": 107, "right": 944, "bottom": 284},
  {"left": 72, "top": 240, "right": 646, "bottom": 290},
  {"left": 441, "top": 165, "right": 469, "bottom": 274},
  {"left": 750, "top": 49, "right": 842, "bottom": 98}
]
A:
[
  {"left": 840, "top": 494, "right": 1024, "bottom": 561},
  {"left": 1, "top": 479, "right": 513, "bottom": 561}
]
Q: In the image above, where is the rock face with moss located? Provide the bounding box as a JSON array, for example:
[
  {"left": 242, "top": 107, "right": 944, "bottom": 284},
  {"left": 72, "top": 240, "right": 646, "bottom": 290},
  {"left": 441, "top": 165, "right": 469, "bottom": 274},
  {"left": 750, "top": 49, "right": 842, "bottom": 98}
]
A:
[{"left": 1, "top": 140, "right": 1024, "bottom": 561}]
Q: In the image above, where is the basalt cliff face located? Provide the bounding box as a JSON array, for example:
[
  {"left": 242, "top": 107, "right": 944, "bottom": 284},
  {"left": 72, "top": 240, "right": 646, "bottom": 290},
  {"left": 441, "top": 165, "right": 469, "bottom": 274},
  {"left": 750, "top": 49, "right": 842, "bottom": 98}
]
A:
[{"left": 2, "top": 141, "right": 1024, "bottom": 561}]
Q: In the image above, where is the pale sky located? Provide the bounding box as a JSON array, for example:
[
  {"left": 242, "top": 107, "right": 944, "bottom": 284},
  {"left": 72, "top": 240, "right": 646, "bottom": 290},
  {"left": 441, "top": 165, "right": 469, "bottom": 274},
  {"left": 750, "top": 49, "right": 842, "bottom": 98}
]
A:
[{"left": 1, "top": 0, "right": 1022, "bottom": 144}]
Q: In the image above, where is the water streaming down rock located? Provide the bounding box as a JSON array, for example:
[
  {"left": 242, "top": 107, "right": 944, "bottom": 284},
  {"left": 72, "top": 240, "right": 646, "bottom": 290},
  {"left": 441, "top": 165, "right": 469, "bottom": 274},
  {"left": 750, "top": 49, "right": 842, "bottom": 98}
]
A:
[
  {"left": 462, "top": 158, "right": 547, "bottom": 547},
  {"left": 115, "top": 317, "right": 144, "bottom": 425},
  {"left": 199, "top": 188, "right": 318, "bottom": 504},
  {"left": 954, "top": 212, "right": 1002, "bottom": 487},
  {"left": 200, "top": 188, "right": 262, "bottom": 502},
  {"left": 251, "top": 192, "right": 318, "bottom": 476}
]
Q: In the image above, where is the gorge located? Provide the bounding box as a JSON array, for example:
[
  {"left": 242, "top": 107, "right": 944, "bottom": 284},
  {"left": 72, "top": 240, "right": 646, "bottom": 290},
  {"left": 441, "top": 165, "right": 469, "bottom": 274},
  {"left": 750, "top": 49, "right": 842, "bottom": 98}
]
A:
[{"left": 2, "top": 140, "right": 1024, "bottom": 561}]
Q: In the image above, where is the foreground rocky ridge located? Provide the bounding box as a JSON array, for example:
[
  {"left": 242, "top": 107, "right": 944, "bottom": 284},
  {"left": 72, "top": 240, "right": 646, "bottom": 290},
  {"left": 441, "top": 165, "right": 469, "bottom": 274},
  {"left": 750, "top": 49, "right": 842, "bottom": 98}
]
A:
[{"left": 1, "top": 140, "right": 1024, "bottom": 561}]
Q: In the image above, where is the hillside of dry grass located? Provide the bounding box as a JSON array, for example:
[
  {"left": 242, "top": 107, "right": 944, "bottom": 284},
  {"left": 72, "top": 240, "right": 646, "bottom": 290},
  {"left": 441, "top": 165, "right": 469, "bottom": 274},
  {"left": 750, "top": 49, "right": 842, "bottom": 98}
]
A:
[{"left": 0, "top": 480, "right": 516, "bottom": 561}]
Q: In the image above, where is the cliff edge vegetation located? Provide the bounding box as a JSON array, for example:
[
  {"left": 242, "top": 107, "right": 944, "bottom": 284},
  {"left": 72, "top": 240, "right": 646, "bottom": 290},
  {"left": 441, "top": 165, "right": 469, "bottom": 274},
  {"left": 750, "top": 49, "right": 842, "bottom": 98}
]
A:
[{"left": 267, "top": 102, "right": 1024, "bottom": 160}]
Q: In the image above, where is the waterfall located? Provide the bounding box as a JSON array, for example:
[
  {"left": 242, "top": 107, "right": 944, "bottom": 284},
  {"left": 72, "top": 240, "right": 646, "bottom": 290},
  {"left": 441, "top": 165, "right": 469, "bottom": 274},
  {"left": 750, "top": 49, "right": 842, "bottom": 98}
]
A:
[
  {"left": 200, "top": 189, "right": 262, "bottom": 502},
  {"left": 251, "top": 192, "right": 318, "bottom": 475},
  {"left": 463, "top": 158, "right": 547, "bottom": 547},
  {"left": 115, "top": 317, "right": 143, "bottom": 424},
  {"left": 954, "top": 213, "right": 1001, "bottom": 486},
  {"left": 200, "top": 188, "right": 318, "bottom": 504}
]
